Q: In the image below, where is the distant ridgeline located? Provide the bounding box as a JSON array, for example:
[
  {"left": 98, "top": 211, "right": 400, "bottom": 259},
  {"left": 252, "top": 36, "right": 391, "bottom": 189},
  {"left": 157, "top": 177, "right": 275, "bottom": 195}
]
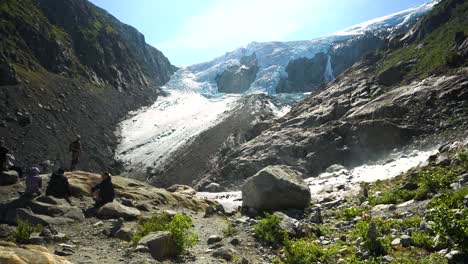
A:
[{"left": 179, "top": 1, "right": 436, "bottom": 94}]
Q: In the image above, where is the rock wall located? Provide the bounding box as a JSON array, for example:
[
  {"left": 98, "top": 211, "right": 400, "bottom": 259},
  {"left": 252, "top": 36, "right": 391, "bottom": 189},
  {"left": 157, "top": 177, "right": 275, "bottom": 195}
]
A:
[
  {"left": 215, "top": 53, "right": 259, "bottom": 93},
  {"left": 0, "top": 0, "right": 176, "bottom": 172}
]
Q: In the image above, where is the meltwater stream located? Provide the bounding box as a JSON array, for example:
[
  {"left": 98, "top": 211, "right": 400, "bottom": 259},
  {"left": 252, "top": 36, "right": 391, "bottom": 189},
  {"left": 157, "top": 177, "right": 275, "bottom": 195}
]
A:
[{"left": 196, "top": 148, "right": 437, "bottom": 212}]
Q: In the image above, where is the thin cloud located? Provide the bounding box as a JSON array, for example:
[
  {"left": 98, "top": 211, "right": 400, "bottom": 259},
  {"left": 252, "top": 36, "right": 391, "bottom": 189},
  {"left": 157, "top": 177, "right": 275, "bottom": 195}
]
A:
[{"left": 157, "top": 0, "right": 320, "bottom": 65}]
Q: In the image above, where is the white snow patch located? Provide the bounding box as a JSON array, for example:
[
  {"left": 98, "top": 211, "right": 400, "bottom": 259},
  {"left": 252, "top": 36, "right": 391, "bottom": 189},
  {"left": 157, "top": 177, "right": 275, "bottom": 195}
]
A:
[
  {"left": 200, "top": 148, "right": 438, "bottom": 207},
  {"left": 116, "top": 90, "right": 240, "bottom": 169}
]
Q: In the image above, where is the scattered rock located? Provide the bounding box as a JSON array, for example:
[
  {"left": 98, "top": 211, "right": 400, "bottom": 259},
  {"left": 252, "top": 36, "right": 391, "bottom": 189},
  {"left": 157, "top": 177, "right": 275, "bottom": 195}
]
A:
[
  {"left": 212, "top": 247, "right": 236, "bottom": 261},
  {"left": 203, "top": 182, "right": 227, "bottom": 192},
  {"left": 138, "top": 231, "right": 177, "bottom": 259},
  {"left": 306, "top": 207, "right": 323, "bottom": 224},
  {"left": 204, "top": 203, "right": 225, "bottom": 217},
  {"left": 114, "top": 227, "right": 134, "bottom": 242},
  {"left": 242, "top": 165, "right": 311, "bottom": 211},
  {"left": 400, "top": 235, "right": 412, "bottom": 247},
  {"left": 207, "top": 235, "right": 223, "bottom": 245},
  {"left": 274, "top": 212, "right": 297, "bottom": 237},
  {"left": 230, "top": 237, "right": 240, "bottom": 246},
  {"left": 166, "top": 184, "right": 197, "bottom": 196},
  {"left": 0, "top": 241, "right": 72, "bottom": 263},
  {"left": 0, "top": 170, "right": 19, "bottom": 186},
  {"left": 97, "top": 202, "right": 141, "bottom": 220},
  {"left": 372, "top": 204, "right": 396, "bottom": 212},
  {"left": 54, "top": 244, "right": 75, "bottom": 256}
]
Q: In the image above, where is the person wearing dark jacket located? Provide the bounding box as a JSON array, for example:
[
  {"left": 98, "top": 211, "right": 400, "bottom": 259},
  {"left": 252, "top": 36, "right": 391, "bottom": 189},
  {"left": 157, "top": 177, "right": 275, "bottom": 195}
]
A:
[
  {"left": 0, "top": 140, "right": 9, "bottom": 171},
  {"left": 69, "top": 135, "right": 81, "bottom": 171},
  {"left": 91, "top": 172, "right": 115, "bottom": 207},
  {"left": 46, "top": 167, "right": 72, "bottom": 204}
]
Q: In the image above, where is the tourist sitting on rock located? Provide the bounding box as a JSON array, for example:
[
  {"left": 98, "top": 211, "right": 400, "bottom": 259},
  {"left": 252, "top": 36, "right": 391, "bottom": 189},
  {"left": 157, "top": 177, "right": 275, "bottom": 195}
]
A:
[
  {"left": 46, "top": 167, "right": 73, "bottom": 204},
  {"left": 25, "top": 167, "right": 42, "bottom": 197},
  {"left": 0, "top": 139, "right": 10, "bottom": 171},
  {"left": 5, "top": 154, "right": 23, "bottom": 178},
  {"left": 91, "top": 172, "right": 115, "bottom": 207}
]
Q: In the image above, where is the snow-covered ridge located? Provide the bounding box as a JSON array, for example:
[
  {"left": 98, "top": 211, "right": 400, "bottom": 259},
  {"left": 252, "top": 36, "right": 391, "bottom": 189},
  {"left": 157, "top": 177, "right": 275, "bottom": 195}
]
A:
[
  {"left": 176, "top": 1, "right": 436, "bottom": 94},
  {"left": 334, "top": 0, "right": 439, "bottom": 36}
]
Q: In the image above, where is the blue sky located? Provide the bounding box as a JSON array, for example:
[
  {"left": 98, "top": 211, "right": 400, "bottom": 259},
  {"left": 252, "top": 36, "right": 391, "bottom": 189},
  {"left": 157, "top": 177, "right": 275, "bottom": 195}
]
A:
[{"left": 90, "top": 0, "right": 428, "bottom": 66}]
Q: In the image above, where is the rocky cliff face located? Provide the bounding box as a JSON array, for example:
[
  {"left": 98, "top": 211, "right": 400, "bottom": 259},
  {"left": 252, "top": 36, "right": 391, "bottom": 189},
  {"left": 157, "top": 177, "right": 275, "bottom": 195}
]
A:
[
  {"left": 0, "top": 0, "right": 176, "bottom": 89},
  {"left": 198, "top": 0, "right": 468, "bottom": 189},
  {"left": 215, "top": 53, "right": 259, "bottom": 93},
  {"left": 0, "top": 0, "right": 176, "bottom": 172},
  {"left": 276, "top": 53, "right": 328, "bottom": 93}
]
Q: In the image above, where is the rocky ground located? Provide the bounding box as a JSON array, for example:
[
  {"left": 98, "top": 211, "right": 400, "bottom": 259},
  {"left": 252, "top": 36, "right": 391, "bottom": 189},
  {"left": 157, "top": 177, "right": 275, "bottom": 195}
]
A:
[{"left": 1, "top": 140, "right": 467, "bottom": 264}]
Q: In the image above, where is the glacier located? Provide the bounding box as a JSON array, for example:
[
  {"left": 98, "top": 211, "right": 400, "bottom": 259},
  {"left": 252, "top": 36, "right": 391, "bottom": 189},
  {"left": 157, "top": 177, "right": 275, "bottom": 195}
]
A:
[{"left": 116, "top": 1, "right": 437, "bottom": 175}]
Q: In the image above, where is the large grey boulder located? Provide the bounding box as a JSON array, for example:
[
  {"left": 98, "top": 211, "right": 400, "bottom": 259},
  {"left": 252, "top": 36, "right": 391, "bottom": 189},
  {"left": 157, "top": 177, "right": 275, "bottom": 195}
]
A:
[
  {"left": 0, "top": 196, "right": 83, "bottom": 225},
  {"left": 97, "top": 201, "right": 141, "bottom": 220},
  {"left": 138, "top": 231, "right": 177, "bottom": 259},
  {"left": 0, "top": 170, "right": 19, "bottom": 185},
  {"left": 242, "top": 165, "right": 311, "bottom": 211}
]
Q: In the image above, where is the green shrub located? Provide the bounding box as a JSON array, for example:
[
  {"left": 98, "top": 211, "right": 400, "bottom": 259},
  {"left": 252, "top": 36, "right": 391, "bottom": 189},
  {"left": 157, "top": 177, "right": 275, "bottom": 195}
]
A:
[
  {"left": 131, "top": 212, "right": 198, "bottom": 255},
  {"left": 429, "top": 204, "right": 468, "bottom": 252},
  {"left": 431, "top": 187, "right": 468, "bottom": 209},
  {"left": 370, "top": 189, "right": 416, "bottom": 205},
  {"left": 14, "top": 218, "right": 43, "bottom": 244},
  {"left": 337, "top": 206, "right": 367, "bottom": 220},
  {"left": 418, "top": 166, "right": 459, "bottom": 194},
  {"left": 412, "top": 231, "right": 434, "bottom": 250},
  {"left": 223, "top": 218, "right": 235, "bottom": 237},
  {"left": 253, "top": 213, "right": 288, "bottom": 245},
  {"left": 166, "top": 214, "right": 199, "bottom": 254},
  {"left": 283, "top": 238, "right": 331, "bottom": 264}
]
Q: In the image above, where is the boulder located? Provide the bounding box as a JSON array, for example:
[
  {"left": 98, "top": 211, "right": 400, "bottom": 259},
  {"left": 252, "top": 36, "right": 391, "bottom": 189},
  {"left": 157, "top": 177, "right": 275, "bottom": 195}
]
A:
[
  {"left": 138, "top": 231, "right": 177, "bottom": 259},
  {"left": 97, "top": 202, "right": 141, "bottom": 220},
  {"left": 0, "top": 241, "right": 72, "bottom": 264},
  {"left": 0, "top": 170, "right": 19, "bottom": 186},
  {"left": 0, "top": 196, "right": 84, "bottom": 225},
  {"left": 203, "top": 182, "right": 226, "bottom": 192},
  {"left": 16, "top": 208, "right": 75, "bottom": 226},
  {"left": 274, "top": 212, "right": 298, "bottom": 237},
  {"left": 166, "top": 184, "right": 196, "bottom": 196},
  {"left": 242, "top": 165, "right": 311, "bottom": 211},
  {"left": 114, "top": 227, "right": 134, "bottom": 242},
  {"left": 212, "top": 247, "right": 236, "bottom": 261},
  {"left": 207, "top": 235, "right": 223, "bottom": 245}
]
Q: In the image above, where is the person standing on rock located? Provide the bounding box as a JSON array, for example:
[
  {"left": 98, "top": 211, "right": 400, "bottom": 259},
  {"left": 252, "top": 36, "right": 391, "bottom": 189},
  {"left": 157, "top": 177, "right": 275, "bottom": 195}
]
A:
[
  {"left": 46, "top": 167, "right": 73, "bottom": 205},
  {"left": 25, "top": 167, "right": 42, "bottom": 197},
  {"left": 69, "top": 135, "right": 82, "bottom": 171},
  {"left": 91, "top": 172, "right": 115, "bottom": 207},
  {"left": 0, "top": 140, "right": 10, "bottom": 171}
]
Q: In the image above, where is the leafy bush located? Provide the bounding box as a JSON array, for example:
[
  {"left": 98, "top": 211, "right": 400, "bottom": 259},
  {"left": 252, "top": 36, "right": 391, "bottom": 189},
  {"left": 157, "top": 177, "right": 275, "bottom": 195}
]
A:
[
  {"left": 14, "top": 218, "right": 43, "bottom": 243},
  {"left": 131, "top": 212, "right": 198, "bottom": 255},
  {"left": 166, "top": 214, "right": 199, "bottom": 254},
  {"left": 412, "top": 231, "right": 434, "bottom": 250},
  {"left": 253, "top": 213, "right": 288, "bottom": 245},
  {"left": 282, "top": 238, "right": 332, "bottom": 264},
  {"left": 223, "top": 218, "right": 235, "bottom": 237},
  {"left": 370, "top": 189, "right": 416, "bottom": 205},
  {"left": 337, "top": 206, "right": 367, "bottom": 220},
  {"left": 429, "top": 203, "right": 468, "bottom": 252}
]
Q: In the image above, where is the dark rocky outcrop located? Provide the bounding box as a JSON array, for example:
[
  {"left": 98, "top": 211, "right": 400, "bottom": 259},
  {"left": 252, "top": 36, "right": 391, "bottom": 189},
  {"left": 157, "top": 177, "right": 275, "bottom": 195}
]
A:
[
  {"left": 276, "top": 33, "right": 384, "bottom": 93},
  {"left": 330, "top": 33, "right": 385, "bottom": 76},
  {"left": 276, "top": 53, "right": 328, "bottom": 93},
  {"left": 216, "top": 53, "right": 259, "bottom": 93},
  {"left": 0, "top": 0, "right": 176, "bottom": 172}
]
